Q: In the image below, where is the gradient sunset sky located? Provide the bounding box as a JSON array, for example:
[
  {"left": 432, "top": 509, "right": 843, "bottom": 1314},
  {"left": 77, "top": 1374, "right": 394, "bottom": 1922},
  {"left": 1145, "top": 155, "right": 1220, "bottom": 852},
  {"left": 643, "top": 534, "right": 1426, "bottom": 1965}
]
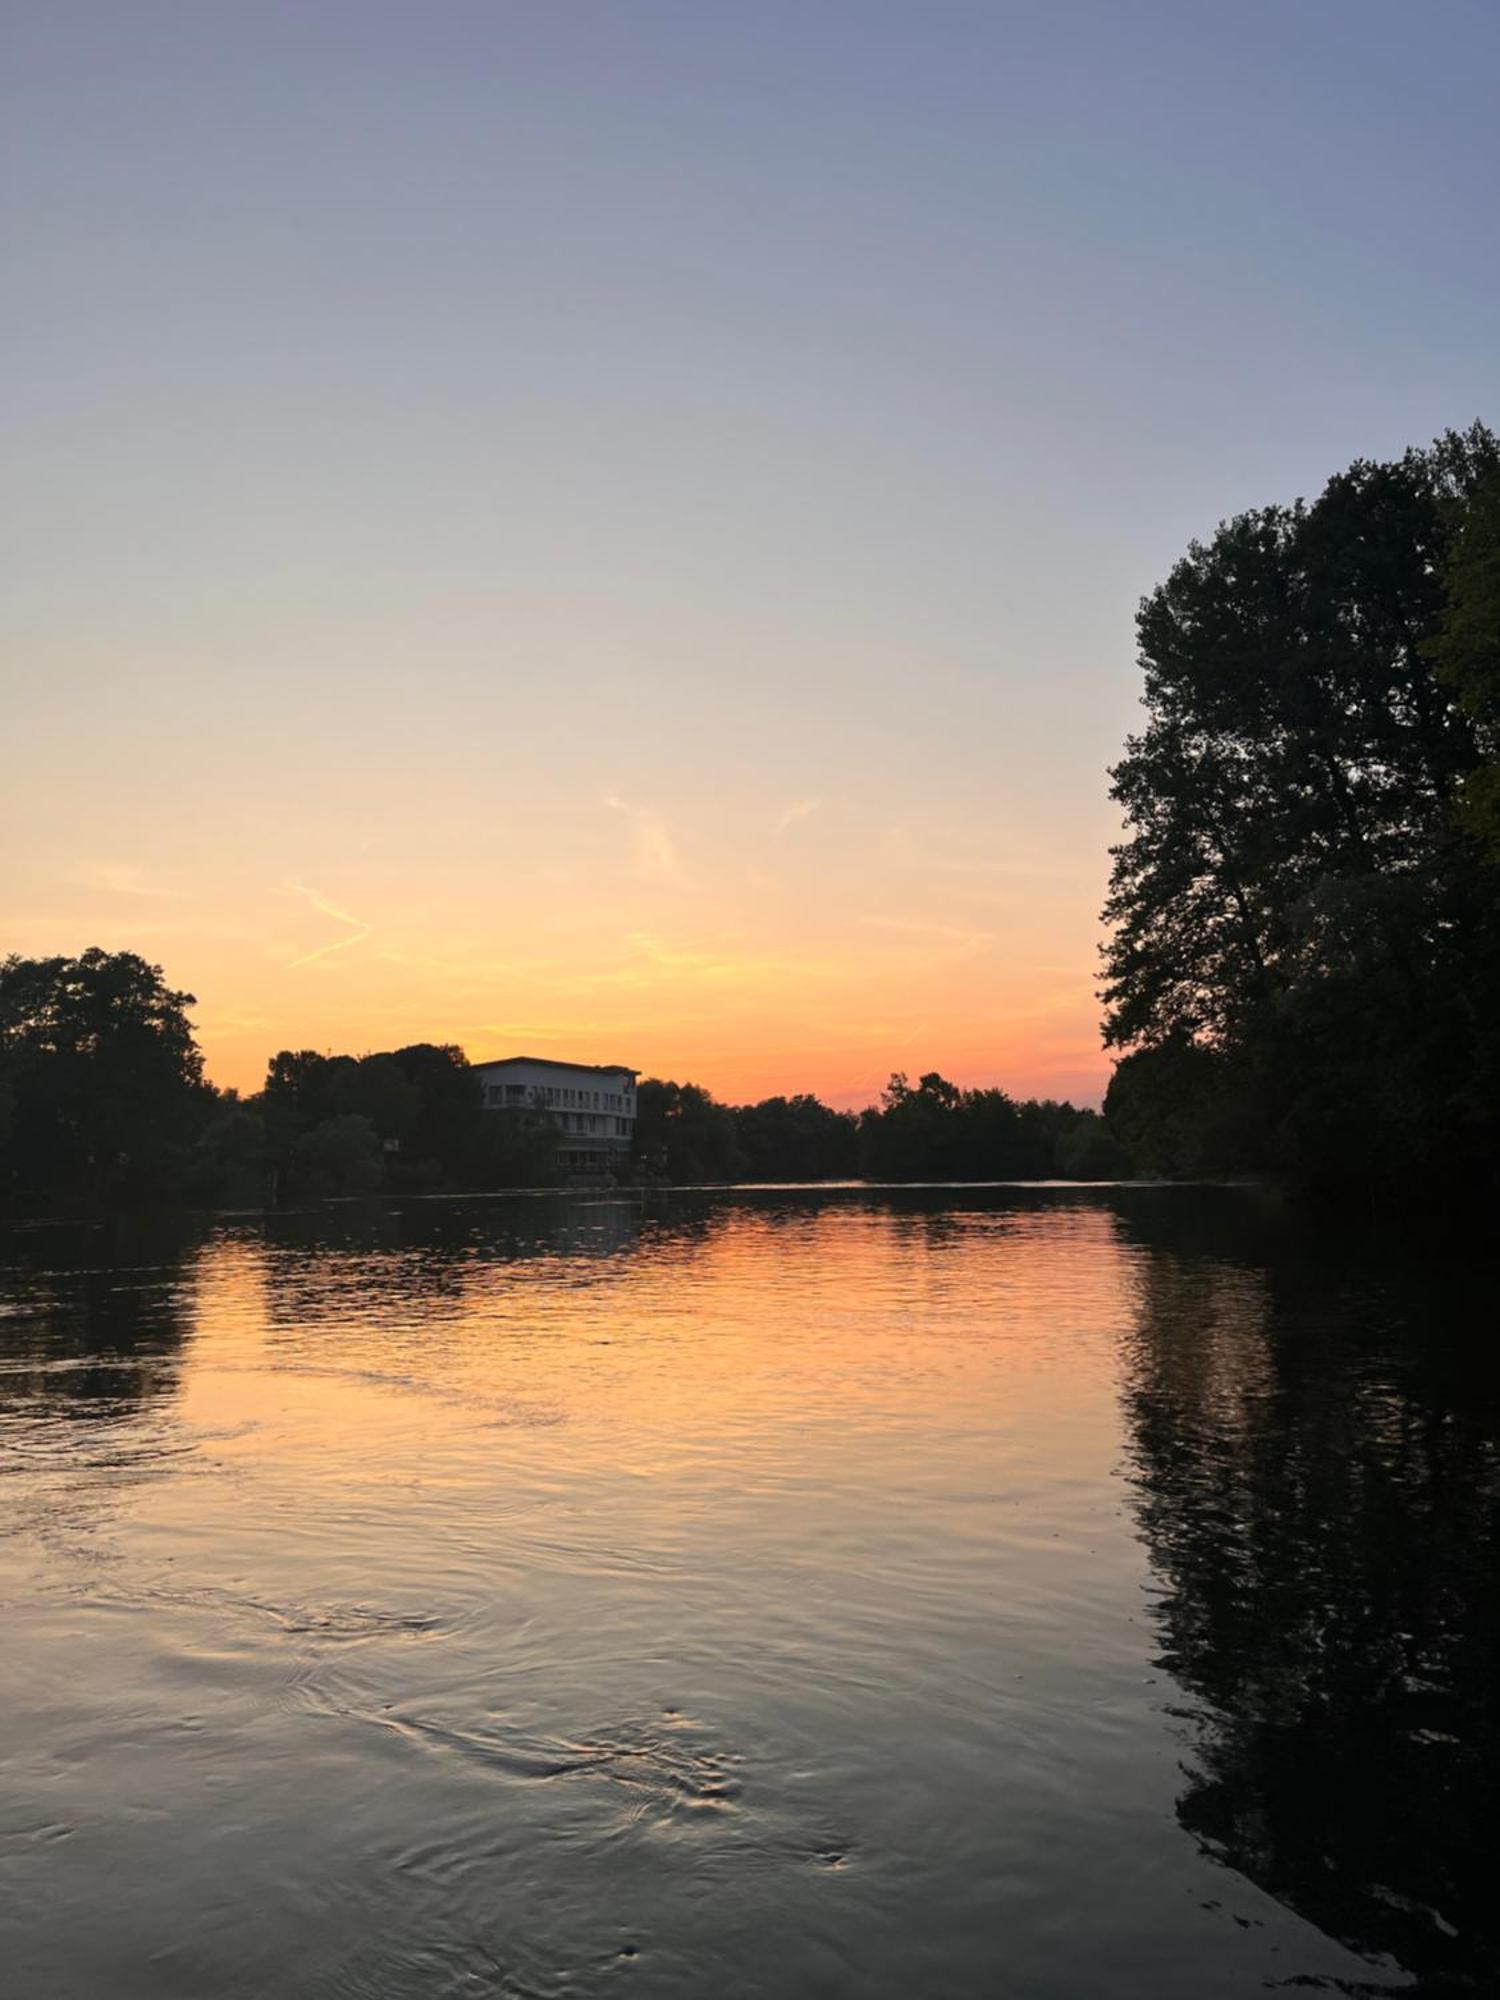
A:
[{"left": 4, "top": 2, "right": 1497, "bottom": 1106}]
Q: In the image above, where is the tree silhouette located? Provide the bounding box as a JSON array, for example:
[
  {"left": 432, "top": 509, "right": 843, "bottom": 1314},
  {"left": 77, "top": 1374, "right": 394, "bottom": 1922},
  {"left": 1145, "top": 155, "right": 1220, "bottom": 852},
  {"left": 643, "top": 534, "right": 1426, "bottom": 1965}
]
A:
[
  {"left": 1102, "top": 426, "right": 1500, "bottom": 1194},
  {"left": 0, "top": 949, "right": 207, "bottom": 1201}
]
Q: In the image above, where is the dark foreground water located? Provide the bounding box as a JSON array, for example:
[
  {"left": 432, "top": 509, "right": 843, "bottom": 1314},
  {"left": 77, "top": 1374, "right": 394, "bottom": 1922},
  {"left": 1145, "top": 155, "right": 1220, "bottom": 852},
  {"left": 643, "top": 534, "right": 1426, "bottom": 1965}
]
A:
[{"left": 1, "top": 1188, "right": 1496, "bottom": 1999}]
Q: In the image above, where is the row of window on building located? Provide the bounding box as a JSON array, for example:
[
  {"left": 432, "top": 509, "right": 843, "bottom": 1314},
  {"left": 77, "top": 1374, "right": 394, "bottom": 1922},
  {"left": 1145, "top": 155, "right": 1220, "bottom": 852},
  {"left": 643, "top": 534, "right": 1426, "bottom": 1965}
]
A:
[
  {"left": 554, "top": 1113, "right": 632, "bottom": 1137},
  {"left": 496, "top": 1084, "right": 631, "bottom": 1112},
  {"left": 482, "top": 1082, "right": 633, "bottom": 1132}
]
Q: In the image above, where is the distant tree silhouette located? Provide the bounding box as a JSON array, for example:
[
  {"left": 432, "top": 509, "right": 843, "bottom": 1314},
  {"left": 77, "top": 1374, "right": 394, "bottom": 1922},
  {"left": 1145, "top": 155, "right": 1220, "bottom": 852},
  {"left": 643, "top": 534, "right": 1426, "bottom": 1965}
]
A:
[
  {"left": 287, "top": 1112, "right": 382, "bottom": 1199},
  {"left": 862, "top": 1072, "right": 966, "bottom": 1179},
  {"left": 859, "top": 1071, "right": 1127, "bottom": 1181},
  {"left": 633, "top": 1079, "right": 745, "bottom": 1182},
  {"left": 733, "top": 1093, "right": 860, "bottom": 1180},
  {"left": 0, "top": 949, "right": 207, "bottom": 1202},
  {"left": 630, "top": 1071, "right": 1127, "bottom": 1184},
  {"left": 189, "top": 1093, "right": 268, "bottom": 1206}
]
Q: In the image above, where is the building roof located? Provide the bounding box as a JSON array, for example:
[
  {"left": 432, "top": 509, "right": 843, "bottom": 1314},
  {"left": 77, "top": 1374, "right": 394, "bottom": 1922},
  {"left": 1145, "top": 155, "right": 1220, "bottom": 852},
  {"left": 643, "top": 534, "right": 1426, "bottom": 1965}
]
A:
[{"left": 468, "top": 1056, "right": 636, "bottom": 1078}]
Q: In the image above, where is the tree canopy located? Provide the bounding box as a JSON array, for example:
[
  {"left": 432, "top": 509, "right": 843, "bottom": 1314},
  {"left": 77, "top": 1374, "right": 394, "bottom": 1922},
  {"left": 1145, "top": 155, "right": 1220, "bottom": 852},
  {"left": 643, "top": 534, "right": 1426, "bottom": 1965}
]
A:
[
  {"left": 633, "top": 1071, "right": 1123, "bottom": 1185},
  {"left": 0, "top": 949, "right": 207, "bottom": 1200},
  {"left": 1102, "top": 424, "right": 1500, "bottom": 1193},
  {"left": 1428, "top": 463, "right": 1500, "bottom": 858}
]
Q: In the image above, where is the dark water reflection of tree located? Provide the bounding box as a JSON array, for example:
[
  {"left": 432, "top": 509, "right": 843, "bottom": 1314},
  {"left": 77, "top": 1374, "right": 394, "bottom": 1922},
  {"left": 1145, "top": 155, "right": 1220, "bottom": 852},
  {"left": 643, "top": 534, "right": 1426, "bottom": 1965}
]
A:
[
  {"left": 1116, "top": 1197, "right": 1500, "bottom": 1995},
  {"left": 0, "top": 1211, "right": 202, "bottom": 1419}
]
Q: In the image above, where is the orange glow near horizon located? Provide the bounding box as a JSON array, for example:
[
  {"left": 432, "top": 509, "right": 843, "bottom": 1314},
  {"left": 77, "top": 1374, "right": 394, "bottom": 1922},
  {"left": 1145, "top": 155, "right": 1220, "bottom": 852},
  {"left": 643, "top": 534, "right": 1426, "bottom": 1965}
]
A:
[
  {"left": 4, "top": 757, "right": 1116, "bottom": 1109},
  {"left": 6, "top": 3, "right": 1495, "bottom": 1130}
]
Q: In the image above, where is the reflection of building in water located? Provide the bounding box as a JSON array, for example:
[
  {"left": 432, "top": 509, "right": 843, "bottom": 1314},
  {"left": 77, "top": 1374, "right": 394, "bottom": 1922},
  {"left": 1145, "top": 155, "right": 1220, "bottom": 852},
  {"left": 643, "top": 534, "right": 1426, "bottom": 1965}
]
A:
[
  {"left": 472, "top": 1057, "right": 636, "bottom": 1178},
  {"left": 258, "top": 1194, "right": 646, "bottom": 1336},
  {"left": 1117, "top": 1228, "right": 1500, "bottom": 1995}
]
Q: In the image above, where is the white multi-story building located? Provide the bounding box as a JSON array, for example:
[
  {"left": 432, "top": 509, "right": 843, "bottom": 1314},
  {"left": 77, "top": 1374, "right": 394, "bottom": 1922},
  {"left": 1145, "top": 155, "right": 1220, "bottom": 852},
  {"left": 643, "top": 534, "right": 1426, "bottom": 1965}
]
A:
[{"left": 471, "top": 1056, "right": 637, "bottom": 1177}]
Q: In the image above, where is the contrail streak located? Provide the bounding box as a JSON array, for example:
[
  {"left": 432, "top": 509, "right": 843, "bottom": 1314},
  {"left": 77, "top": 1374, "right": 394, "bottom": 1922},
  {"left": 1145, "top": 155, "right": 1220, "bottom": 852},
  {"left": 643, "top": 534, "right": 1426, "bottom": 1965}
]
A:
[{"left": 282, "top": 882, "right": 372, "bottom": 968}]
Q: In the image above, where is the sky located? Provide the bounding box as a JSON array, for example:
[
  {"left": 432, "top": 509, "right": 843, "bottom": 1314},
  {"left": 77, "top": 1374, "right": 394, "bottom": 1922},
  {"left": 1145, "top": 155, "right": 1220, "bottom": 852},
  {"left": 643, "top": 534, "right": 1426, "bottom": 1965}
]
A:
[{"left": 3, "top": 1, "right": 1497, "bottom": 1107}]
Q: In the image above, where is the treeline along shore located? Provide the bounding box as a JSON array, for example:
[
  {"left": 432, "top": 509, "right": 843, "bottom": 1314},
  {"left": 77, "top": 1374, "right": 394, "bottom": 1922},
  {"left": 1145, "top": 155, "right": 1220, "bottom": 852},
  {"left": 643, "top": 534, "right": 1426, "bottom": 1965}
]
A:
[
  {"left": 0, "top": 952, "right": 1125, "bottom": 1208},
  {"left": 4, "top": 423, "right": 1497, "bottom": 1214}
]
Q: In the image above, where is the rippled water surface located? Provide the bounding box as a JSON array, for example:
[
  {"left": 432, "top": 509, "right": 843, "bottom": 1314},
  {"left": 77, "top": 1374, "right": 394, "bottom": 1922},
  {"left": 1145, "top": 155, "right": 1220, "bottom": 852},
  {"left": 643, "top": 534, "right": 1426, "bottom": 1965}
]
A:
[{"left": 2, "top": 1188, "right": 1496, "bottom": 1998}]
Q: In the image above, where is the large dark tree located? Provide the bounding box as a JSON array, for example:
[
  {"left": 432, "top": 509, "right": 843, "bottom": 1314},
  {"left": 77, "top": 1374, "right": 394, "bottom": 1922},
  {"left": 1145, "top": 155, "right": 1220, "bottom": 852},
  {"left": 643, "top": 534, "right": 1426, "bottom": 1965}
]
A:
[
  {"left": 1428, "top": 464, "right": 1500, "bottom": 859},
  {"left": 388, "top": 1043, "right": 484, "bottom": 1171},
  {"left": 1103, "top": 426, "right": 1500, "bottom": 1193},
  {"left": 0, "top": 949, "right": 208, "bottom": 1201}
]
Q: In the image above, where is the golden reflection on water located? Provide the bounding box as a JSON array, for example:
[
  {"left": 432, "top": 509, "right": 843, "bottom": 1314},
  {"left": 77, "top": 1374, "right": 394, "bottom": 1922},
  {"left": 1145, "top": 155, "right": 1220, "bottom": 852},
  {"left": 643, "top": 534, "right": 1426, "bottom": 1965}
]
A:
[
  {"left": 2, "top": 1190, "right": 1490, "bottom": 2000},
  {"left": 185, "top": 1204, "right": 1132, "bottom": 1458}
]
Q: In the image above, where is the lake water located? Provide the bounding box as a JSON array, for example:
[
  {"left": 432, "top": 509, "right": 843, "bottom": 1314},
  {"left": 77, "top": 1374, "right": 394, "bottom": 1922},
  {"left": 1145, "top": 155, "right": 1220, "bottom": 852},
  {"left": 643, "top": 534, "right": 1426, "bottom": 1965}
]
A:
[{"left": 1, "top": 1187, "right": 1495, "bottom": 1999}]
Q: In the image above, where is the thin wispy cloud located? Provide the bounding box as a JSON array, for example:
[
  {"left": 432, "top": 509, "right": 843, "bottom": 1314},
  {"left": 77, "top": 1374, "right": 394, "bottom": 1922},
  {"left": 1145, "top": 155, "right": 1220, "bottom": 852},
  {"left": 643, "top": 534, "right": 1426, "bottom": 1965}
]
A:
[
  {"left": 70, "top": 860, "right": 170, "bottom": 898},
  {"left": 463, "top": 1022, "right": 602, "bottom": 1044},
  {"left": 774, "top": 798, "right": 821, "bottom": 838},
  {"left": 858, "top": 916, "right": 994, "bottom": 950},
  {"left": 603, "top": 796, "right": 688, "bottom": 884},
  {"left": 195, "top": 1010, "right": 274, "bottom": 1035},
  {"left": 879, "top": 825, "right": 1096, "bottom": 884},
  {"left": 281, "top": 882, "right": 372, "bottom": 969}
]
